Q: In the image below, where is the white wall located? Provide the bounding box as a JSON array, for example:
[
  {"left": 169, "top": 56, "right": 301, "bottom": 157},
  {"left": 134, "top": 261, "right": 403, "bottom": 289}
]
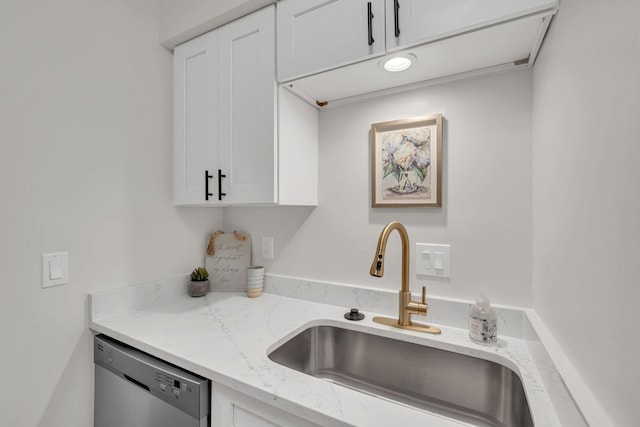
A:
[
  {"left": 532, "top": 0, "right": 640, "bottom": 426},
  {"left": 0, "top": 1, "right": 221, "bottom": 426},
  {"left": 226, "top": 70, "right": 534, "bottom": 306}
]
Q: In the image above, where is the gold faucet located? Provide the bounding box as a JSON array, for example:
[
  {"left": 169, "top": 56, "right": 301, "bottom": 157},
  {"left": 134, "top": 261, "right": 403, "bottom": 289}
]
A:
[{"left": 370, "top": 221, "right": 441, "bottom": 334}]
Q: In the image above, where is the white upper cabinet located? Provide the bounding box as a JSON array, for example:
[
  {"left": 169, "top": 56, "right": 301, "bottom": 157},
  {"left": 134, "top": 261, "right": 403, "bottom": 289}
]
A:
[
  {"left": 173, "top": 30, "right": 219, "bottom": 205},
  {"left": 385, "top": 0, "right": 558, "bottom": 52},
  {"left": 217, "top": 7, "right": 276, "bottom": 204},
  {"left": 277, "top": 0, "right": 386, "bottom": 82},
  {"left": 277, "top": 0, "right": 559, "bottom": 91},
  {"left": 174, "top": 5, "right": 318, "bottom": 206}
]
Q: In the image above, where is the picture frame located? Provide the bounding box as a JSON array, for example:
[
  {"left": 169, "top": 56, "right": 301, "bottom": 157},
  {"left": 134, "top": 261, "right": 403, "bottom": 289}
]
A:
[{"left": 371, "top": 114, "right": 443, "bottom": 207}]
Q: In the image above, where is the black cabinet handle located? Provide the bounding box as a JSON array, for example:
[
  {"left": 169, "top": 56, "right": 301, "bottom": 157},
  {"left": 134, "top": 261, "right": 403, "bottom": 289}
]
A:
[
  {"left": 218, "top": 169, "right": 226, "bottom": 201},
  {"left": 367, "top": 2, "right": 374, "bottom": 46},
  {"left": 205, "top": 170, "right": 213, "bottom": 201},
  {"left": 394, "top": 0, "right": 400, "bottom": 38}
]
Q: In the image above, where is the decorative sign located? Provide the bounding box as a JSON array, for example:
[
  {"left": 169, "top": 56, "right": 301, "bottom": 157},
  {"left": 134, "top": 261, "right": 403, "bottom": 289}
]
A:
[{"left": 205, "top": 232, "right": 251, "bottom": 291}]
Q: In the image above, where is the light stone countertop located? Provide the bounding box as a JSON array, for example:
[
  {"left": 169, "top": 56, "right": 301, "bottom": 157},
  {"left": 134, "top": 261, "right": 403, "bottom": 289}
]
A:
[{"left": 89, "top": 277, "right": 563, "bottom": 427}]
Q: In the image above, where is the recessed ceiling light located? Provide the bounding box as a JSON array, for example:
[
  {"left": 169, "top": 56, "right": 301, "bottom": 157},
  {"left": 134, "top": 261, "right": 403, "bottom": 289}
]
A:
[{"left": 383, "top": 55, "right": 414, "bottom": 72}]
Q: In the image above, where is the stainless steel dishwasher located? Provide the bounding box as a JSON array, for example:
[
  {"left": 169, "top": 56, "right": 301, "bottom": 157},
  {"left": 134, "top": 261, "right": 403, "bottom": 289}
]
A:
[{"left": 94, "top": 334, "right": 210, "bottom": 427}]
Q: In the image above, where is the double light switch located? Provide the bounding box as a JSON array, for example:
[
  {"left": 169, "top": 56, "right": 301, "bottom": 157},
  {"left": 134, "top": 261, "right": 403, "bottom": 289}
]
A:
[{"left": 415, "top": 243, "right": 451, "bottom": 278}]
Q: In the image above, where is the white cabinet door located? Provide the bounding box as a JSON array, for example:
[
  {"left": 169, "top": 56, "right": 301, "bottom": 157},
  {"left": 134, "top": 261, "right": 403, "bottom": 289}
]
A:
[
  {"left": 218, "top": 6, "right": 276, "bottom": 204},
  {"left": 173, "top": 31, "right": 219, "bottom": 205},
  {"left": 211, "top": 383, "right": 319, "bottom": 427},
  {"left": 385, "top": 0, "right": 558, "bottom": 51},
  {"left": 174, "top": 7, "right": 278, "bottom": 206},
  {"left": 277, "top": 0, "right": 385, "bottom": 82}
]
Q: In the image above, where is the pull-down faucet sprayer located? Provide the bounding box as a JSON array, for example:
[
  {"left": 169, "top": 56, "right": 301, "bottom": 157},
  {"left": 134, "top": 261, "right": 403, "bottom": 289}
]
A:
[{"left": 369, "top": 221, "right": 441, "bottom": 334}]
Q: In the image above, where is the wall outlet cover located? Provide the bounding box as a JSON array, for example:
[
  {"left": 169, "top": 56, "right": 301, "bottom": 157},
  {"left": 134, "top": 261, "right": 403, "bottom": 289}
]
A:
[{"left": 262, "top": 237, "right": 274, "bottom": 260}]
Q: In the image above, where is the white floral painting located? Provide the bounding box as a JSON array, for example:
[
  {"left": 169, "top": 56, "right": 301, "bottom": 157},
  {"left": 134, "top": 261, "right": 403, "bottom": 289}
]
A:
[{"left": 371, "top": 115, "right": 442, "bottom": 207}]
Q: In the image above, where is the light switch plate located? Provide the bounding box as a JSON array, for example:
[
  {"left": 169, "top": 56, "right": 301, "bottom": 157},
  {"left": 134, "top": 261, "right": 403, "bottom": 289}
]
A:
[
  {"left": 42, "top": 252, "right": 69, "bottom": 288},
  {"left": 415, "top": 243, "right": 450, "bottom": 278},
  {"left": 262, "top": 237, "right": 274, "bottom": 260}
]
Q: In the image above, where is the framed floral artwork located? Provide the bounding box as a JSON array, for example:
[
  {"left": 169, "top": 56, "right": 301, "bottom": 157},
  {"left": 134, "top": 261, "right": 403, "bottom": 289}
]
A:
[{"left": 371, "top": 114, "right": 443, "bottom": 207}]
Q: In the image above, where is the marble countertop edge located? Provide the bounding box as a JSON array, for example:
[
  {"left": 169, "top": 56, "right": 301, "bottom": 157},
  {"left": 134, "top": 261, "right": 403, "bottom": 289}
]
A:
[{"left": 524, "top": 310, "right": 612, "bottom": 427}]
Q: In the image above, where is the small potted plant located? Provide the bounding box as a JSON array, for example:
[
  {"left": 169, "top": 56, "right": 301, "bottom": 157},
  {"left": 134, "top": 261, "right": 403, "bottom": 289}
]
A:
[{"left": 188, "top": 267, "right": 210, "bottom": 297}]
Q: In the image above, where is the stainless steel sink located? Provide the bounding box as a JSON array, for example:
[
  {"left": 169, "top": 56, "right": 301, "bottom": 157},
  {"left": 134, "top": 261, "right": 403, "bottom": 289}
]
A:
[{"left": 268, "top": 325, "right": 533, "bottom": 427}]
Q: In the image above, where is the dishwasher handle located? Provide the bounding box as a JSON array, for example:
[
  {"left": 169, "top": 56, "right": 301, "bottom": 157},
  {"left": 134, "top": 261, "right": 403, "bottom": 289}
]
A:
[{"left": 123, "top": 373, "right": 151, "bottom": 392}]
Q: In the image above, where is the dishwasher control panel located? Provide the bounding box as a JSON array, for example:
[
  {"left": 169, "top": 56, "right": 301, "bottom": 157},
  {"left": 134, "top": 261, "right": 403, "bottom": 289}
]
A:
[
  {"left": 155, "top": 371, "right": 194, "bottom": 397},
  {"left": 94, "top": 335, "right": 209, "bottom": 419}
]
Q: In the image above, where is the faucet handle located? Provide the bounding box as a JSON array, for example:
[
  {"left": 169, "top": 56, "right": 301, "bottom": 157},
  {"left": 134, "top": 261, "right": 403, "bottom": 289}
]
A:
[{"left": 421, "top": 286, "right": 426, "bottom": 304}]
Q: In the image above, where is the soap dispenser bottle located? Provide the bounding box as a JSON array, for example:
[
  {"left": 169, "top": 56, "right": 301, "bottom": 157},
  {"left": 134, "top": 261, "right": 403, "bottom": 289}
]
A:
[{"left": 469, "top": 293, "right": 497, "bottom": 344}]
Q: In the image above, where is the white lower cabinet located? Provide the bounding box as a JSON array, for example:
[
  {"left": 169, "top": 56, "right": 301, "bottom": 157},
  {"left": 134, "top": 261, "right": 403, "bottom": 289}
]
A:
[{"left": 211, "top": 383, "right": 319, "bottom": 427}]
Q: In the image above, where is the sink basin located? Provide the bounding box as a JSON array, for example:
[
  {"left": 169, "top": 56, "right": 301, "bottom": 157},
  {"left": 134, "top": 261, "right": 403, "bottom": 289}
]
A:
[{"left": 268, "top": 325, "right": 533, "bottom": 427}]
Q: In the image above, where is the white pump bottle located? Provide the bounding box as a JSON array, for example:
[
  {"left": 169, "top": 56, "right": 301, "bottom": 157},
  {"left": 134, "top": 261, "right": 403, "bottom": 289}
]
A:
[{"left": 469, "top": 293, "right": 498, "bottom": 344}]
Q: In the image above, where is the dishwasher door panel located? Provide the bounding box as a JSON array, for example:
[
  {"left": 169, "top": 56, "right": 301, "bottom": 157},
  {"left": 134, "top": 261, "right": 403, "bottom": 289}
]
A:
[
  {"left": 95, "top": 365, "right": 206, "bottom": 427},
  {"left": 93, "top": 335, "right": 209, "bottom": 427}
]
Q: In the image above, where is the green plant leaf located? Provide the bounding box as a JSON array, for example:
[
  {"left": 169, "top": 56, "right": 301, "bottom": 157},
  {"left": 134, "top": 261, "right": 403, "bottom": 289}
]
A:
[
  {"left": 383, "top": 163, "right": 394, "bottom": 177},
  {"left": 412, "top": 165, "right": 425, "bottom": 182},
  {"left": 421, "top": 166, "right": 430, "bottom": 181},
  {"left": 191, "top": 267, "right": 209, "bottom": 281}
]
